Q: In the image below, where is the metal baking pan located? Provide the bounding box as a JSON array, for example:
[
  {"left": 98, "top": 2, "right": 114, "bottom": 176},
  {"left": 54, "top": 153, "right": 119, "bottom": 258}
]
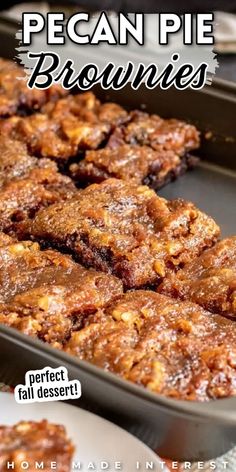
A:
[{"left": 0, "top": 16, "right": 236, "bottom": 462}]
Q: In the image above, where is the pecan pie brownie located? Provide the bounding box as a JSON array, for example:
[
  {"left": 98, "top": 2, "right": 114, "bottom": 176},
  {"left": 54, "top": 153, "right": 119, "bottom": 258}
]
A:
[
  {"left": 0, "top": 420, "right": 74, "bottom": 472},
  {"left": 0, "top": 93, "right": 128, "bottom": 163},
  {"left": 23, "top": 178, "right": 220, "bottom": 288},
  {"left": 64, "top": 291, "right": 236, "bottom": 401},
  {"left": 107, "top": 110, "right": 200, "bottom": 156},
  {"left": 69, "top": 144, "right": 197, "bottom": 189},
  {"left": 0, "top": 240, "right": 123, "bottom": 343}
]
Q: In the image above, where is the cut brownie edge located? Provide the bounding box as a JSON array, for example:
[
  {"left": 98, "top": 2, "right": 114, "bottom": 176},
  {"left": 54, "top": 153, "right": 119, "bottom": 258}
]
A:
[{"left": 69, "top": 142, "right": 199, "bottom": 190}]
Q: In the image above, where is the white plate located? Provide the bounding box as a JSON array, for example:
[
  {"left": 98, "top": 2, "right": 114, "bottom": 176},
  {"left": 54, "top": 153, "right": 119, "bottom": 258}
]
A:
[{"left": 0, "top": 393, "right": 169, "bottom": 472}]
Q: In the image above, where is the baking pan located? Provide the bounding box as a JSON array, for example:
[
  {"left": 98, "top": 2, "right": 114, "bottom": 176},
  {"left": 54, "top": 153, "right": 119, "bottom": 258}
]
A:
[{"left": 0, "top": 16, "right": 236, "bottom": 462}]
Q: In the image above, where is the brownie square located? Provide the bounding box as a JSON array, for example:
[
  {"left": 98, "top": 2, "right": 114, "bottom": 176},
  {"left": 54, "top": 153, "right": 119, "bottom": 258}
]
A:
[
  {"left": 0, "top": 58, "right": 68, "bottom": 117},
  {"left": 0, "top": 240, "right": 123, "bottom": 344},
  {"left": 159, "top": 237, "right": 236, "bottom": 318},
  {"left": 107, "top": 110, "right": 200, "bottom": 156},
  {"left": 69, "top": 144, "right": 197, "bottom": 189},
  {"left": 24, "top": 178, "right": 220, "bottom": 289},
  {"left": 0, "top": 420, "right": 74, "bottom": 472},
  {"left": 69, "top": 108, "right": 199, "bottom": 188},
  {"left": 0, "top": 93, "right": 128, "bottom": 163},
  {"left": 64, "top": 290, "right": 236, "bottom": 401}
]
